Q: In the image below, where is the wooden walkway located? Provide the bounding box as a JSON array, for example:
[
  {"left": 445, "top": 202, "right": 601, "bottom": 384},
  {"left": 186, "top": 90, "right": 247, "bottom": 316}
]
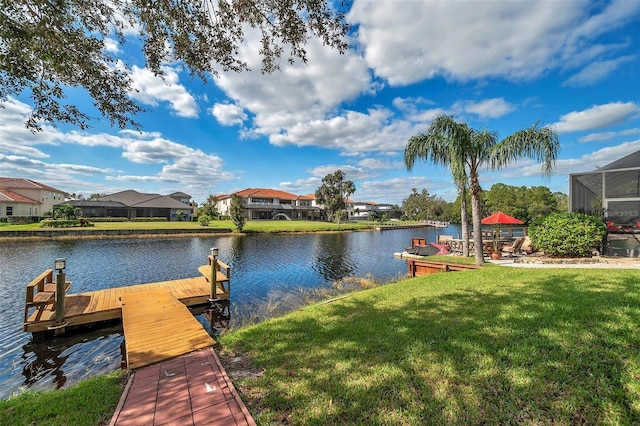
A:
[{"left": 121, "top": 290, "right": 215, "bottom": 370}]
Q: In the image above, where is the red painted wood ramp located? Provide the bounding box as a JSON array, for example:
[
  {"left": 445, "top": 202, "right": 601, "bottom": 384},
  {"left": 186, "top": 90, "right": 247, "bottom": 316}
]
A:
[{"left": 109, "top": 347, "right": 255, "bottom": 426}]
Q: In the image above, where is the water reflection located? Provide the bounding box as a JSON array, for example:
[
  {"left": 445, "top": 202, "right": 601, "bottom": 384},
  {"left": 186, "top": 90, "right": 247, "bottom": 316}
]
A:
[
  {"left": 19, "top": 323, "right": 123, "bottom": 395},
  {"left": 313, "top": 233, "right": 355, "bottom": 280},
  {"left": 192, "top": 301, "right": 231, "bottom": 337}
]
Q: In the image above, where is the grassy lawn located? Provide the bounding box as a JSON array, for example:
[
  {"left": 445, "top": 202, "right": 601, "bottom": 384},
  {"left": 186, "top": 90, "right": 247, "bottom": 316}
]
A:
[
  {"left": 0, "top": 220, "right": 373, "bottom": 233},
  {"left": 0, "top": 370, "right": 125, "bottom": 426},
  {"left": 220, "top": 266, "right": 640, "bottom": 425}
]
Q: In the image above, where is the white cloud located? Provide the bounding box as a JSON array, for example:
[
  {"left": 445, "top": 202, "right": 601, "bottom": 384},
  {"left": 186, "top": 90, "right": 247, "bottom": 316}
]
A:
[
  {"left": 453, "top": 98, "right": 516, "bottom": 120},
  {"left": 210, "top": 103, "right": 247, "bottom": 126},
  {"left": 0, "top": 99, "right": 236, "bottom": 202},
  {"left": 129, "top": 66, "right": 199, "bottom": 118},
  {"left": 307, "top": 164, "right": 380, "bottom": 181},
  {"left": 512, "top": 140, "right": 640, "bottom": 178},
  {"left": 347, "top": 0, "right": 640, "bottom": 86},
  {"left": 563, "top": 56, "right": 634, "bottom": 87},
  {"left": 103, "top": 37, "right": 120, "bottom": 54},
  {"left": 212, "top": 33, "right": 378, "bottom": 150},
  {"left": 579, "top": 128, "right": 640, "bottom": 143},
  {"left": 357, "top": 176, "right": 458, "bottom": 204},
  {"left": 356, "top": 158, "right": 403, "bottom": 171},
  {"left": 551, "top": 102, "right": 640, "bottom": 133}
]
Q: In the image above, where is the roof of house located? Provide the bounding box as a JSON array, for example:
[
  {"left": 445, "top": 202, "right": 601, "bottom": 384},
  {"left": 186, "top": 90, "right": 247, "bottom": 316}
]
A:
[
  {"left": 218, "top": 188, "right": 300, "bottom": 201},
  {"left": 96, "top": 190, "right": 191, "bottom": 209},
  {"left": 595, "top": 149, "right": 640, "bottom": 171},
  {"left": 169, "top": 191, "right": 191, "bottom": 199},
  {"left": 0, "top": 177, "right": 65, "bottom": 194},
  {"left": 0, "top": 189, "right": 39, "bottom": 204}
]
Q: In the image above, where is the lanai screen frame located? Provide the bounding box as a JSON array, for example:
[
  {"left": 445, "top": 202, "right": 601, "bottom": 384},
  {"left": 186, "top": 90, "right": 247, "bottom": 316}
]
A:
[{"left": 570, "top": 167, "right": 640, "bottom": 229}]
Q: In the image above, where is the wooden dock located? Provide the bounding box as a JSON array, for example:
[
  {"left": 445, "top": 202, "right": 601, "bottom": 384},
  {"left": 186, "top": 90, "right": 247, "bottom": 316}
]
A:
[
  {"left": 120, "top": 290, "right": 215, "bottom": 370},
  {"left": 24, "top": 255, "right": 230, "bottom": 333},
  {"left": 24, "top": 255, "right": 231, "bottom": 369}
]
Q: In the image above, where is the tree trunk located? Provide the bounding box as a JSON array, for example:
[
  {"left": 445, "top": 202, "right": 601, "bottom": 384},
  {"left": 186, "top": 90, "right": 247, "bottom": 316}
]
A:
[
  {"left": 469, "top": 173, "right": 485, "bottom": 265},
  {"left": 460, "top": 186, "right": 469, "bottom": 257}
]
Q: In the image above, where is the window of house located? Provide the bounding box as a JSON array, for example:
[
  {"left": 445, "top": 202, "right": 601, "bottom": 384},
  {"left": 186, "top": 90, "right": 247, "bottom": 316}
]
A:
[{"left": 6, "top": 206, "right": 13, "bottom": 216}]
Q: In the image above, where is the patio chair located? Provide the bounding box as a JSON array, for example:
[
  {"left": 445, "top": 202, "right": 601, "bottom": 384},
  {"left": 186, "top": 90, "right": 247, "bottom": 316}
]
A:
[
  {"left": 521, "top": 236, "right": 536, "bottom": 254},
  {"left": 502, "top": 237, "right": 525, "bottom": 256}
]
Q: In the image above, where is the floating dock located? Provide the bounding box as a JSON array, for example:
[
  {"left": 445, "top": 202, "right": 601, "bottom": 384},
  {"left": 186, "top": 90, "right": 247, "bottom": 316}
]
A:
[{"left": 23, "top": 255, "right": 231, "bottom": 369}]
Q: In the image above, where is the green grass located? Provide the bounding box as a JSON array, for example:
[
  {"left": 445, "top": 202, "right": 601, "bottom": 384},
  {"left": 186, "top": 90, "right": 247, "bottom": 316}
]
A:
[
  {"left": 0, "top": 219, "right": 373, "bottom": 233},
  {"left": 220, "top": 266, "right": 640, "bottom": 425},
  {"left": 0, "top": 370, "right": 126, "bottom": 426}
]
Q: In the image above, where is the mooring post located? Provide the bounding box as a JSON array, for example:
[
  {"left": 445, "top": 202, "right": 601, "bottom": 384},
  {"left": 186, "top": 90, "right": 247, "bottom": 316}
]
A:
[
  {"left": 53, "top": 258, "right": 66, "bottom": 336},
  {"left": 209, "top": 247, "right": 219, "bottom": 300}
]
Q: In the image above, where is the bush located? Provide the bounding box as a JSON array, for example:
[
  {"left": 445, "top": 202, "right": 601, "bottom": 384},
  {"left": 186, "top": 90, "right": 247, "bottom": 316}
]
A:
[
  {"left": 130, "top": 217, "right": 168, "bottom": 222},
  {"left": 89, "top": 217, "right": 129, "bottom": 222},
  {"left": 39, "top": 219, "right": 94, "bottom": 228},
  {"left": 198, "top": 215, "right": 211, "bottom": 226},
  {"left": 529, "top": 212, "right": 606, "bottom": 257}
]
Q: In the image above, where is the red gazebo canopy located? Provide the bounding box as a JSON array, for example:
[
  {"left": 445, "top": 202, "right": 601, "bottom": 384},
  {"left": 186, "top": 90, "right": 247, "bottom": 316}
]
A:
[{"left": 481, "top": 211, "right": 524, "bottom": 225}]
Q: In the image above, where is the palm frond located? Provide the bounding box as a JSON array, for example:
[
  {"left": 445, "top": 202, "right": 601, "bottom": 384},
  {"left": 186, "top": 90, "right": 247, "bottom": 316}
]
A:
[{"left": 491, "top": 123, "right": 560, "bottom": 176}]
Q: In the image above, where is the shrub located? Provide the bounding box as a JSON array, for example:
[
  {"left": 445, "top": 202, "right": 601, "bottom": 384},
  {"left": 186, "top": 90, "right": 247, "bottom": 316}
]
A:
[
  {"left": 198, "top": 215, "right": 211, "bottom": 226},
  {"left": 89, "top": 217, "right": 129, "bottom": 222},
  {"left": 130, "top": 217, "right": 168, "bottom": 222},
  {"left": 39, "top": 219, "right": 94, "bottom": 228},
  {"left": 529, "top": 212, "right": 606, "bottom": 257}
]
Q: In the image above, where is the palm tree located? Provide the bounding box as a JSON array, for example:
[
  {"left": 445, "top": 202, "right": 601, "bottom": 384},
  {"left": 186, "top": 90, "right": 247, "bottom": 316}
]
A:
[{"left": 404, "top": 115, "right": 559, "bottom": 265}]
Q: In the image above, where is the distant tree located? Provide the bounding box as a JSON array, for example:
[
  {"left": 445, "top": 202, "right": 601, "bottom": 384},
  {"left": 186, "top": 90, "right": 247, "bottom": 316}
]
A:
[
  {"left": 230, "top": 194, "right": 246, "bottom": 232},
  {"left": 53, "top": 204, "right": 79, "bottom": 220},
  {"left": 88, "top": 193, "right": 106, "bottom": 200},
  {"left": 314, "top": 170, "right": 356, "bottom": 226},
  {"left": 554, "top": 192, "right": 569, "bottom": 213},
  {"left": 1, "top": 0, "right": 349, "bottom": 131},
  {"left": 401, "top": 188, "right": 447, "bottom": 221},
  {"left": 198, "top": 194, "right": 219, "bottom": 220},
  {"left": 483, "top": 184, "right": 563, "bottom": 224}
]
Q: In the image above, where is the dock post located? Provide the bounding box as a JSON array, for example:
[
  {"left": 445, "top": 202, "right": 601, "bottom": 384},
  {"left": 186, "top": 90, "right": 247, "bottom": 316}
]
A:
[
  {"left": 53, "top": 258, "right": 67, "bottom": 336},
  {"left": 209, "top": 247, "right": 218, "bottom": 300}
]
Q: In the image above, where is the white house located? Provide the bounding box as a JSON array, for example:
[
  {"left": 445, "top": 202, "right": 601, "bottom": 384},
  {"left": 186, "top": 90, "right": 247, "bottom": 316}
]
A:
[
  {"left": 0, "top": 177, "right": 66, "bottom": 220},
  {"left": 216, "top": 188, "right": 325, "bottom": 220}
]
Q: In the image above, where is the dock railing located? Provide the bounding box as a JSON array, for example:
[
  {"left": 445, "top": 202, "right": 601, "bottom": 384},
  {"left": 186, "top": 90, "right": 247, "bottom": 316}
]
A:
[{"left": 24, "top": 269, "right": 72, "bottom": 326}]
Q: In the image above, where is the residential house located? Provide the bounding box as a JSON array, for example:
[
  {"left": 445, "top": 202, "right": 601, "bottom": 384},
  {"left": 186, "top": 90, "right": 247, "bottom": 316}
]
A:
[
  {"left": 216, "top": 188, "right": 325, "bottom": 221},
  {"left": 0, "top": 177, "right": 66, "bottom": 220},
  {"left": 64, "top": 190, "right": 193, "bottom": 221},
  {"left": 352, "top": 200, "right": 402, "bottom": 220}
]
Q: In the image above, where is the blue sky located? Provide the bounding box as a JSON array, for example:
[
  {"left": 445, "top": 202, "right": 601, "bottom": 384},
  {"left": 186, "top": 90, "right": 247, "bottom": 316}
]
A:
[{"left": 1, "top": 0, "right": 640, "bottom": 205}]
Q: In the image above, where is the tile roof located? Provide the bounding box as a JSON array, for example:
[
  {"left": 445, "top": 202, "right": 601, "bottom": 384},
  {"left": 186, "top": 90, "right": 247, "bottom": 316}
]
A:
[
  {"left": 0, "top": 177, "right": 65, "bottom": 194},
  {"left": 234, "top": 188, "right": 299, "bottom": 200},
  {"left": 0, "top": 189, "right": 39, "bottom": 203}
]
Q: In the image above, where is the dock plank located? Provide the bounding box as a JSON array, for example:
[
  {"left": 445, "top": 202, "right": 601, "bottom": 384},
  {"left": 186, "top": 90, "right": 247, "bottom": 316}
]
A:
[{"left": 120, "top": 290, "right": 214, "bottom": 370}]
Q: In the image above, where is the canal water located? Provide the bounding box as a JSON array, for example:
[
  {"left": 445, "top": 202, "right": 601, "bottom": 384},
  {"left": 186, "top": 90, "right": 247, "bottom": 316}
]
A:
[{"left": 0, "top": 226, "right": 458, "bottom": 400}]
